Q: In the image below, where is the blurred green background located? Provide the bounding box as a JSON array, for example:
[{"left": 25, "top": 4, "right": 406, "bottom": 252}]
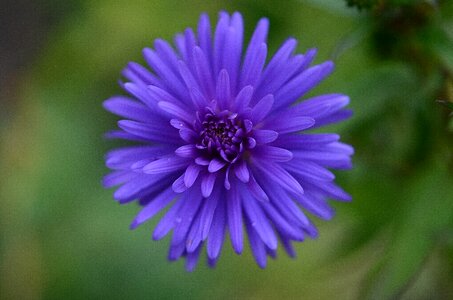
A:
[{"left": 1, "top": 0, "right": 453, "bottom": 299}]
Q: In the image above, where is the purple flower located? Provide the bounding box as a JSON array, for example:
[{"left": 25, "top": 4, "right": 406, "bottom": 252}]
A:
[{"left": 103, "top": 11, "right": 353, "bottom": 271}]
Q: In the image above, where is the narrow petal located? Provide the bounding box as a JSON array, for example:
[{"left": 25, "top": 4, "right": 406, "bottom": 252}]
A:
[
  {"left": 216, "top": 69, "right": 231, "bottom": 110},
  {"left": 232, "top": 85, "right": 254, "bottom": 111},
  {"left": 113, "top": 173, "right": 172, "bottom": 203},
  {"left": 259, "top": 38, "right": 297, "bottom": 87},
  {"left": 175, "top": 145, "right": 197, "bottom": 158},
  {"left": 193, "top": 47, "right": 214, "bottom": 99},
  {"left": 241, "top": 187, "right": 277, "bottom": 249},
  {"left": 292, "top": 150, "right": 352, "bottom": 169},
  {"left": 103, "top": 96, "right": 152, "bottom": 123},
  {"left": 102, "top": 170, "right": 138, "bottom": 188},
  {"left": 154, "top": 39, "right": 179, "bottom": 74},
  {"left": 253, "top": 130, "right": 278, "bottom": 144},
  {"left": 142, "top": 48, "right": 187, "bottom": 99},
  {"left": 271, "top": 117, "right": 315, "bottom": 134},
  {"left": 178, "top": 60, "right": 204, "bottom": 108},
  {"left": 254, "top": 146, "right": 293, "bottom": 162},
  {"left": 261, "top": 203, "right": 304, "bottom": 241},
  {"left": 284, "top": 161, "right": 335, "bottom": 181},
  {"left": 274, "top": 61, "right": 335, "bottom": 109},
  {"left": 245, "top": 219, "right": 267, "bottom": 268},
  {"left": 234, "top": 159, "right": 250, "bottom": 183},
  {"left": 152, "top": 197, "right": 185, "bottom": 240},
  {"left": 143, "top": 155, "right": 190, "bottom": 175},
  {"left": 227, "top": 186, "right": 243, "bottom": 254},
  {"left": 208, "top": 158, "right": 226, "bottom": 172},
  {"left": 158, "top": 101, "right": 194, "bottom": 123},
  {"left": 207, "top": 199, "right": 226, "bottom": 259},
  {"left": 247, "top": 173, "right": 269, "bottom": 202},
  {"left": 296, "top": 193, "right": 335, "bottom": 220},
  {"left": 213, "top": 12, "right": 230, "bottom": 75},
  {"left": 184, "top": 163, "right": 202, "bottom": 188},
  {"left": 172, "top": 190, "right": 203, "bottom": 245},
  {"left": 253, "top": 159, "right": 304, "bottom": 196},
  {"left": 179, "top": 128, "right": 198, "bottom": 143},
  {"left": 199, "top": 191, "right": 220, "bottom": 240},
  {"left": 130, "top": 187, "right": 176, "bottom": 229},
  {"left": 197, "top": 13, "right": 212, "bottom": 69},
  {"left": 240, "top": 43, "right": 267, "bottom": 88},
  {"left": 251, "top": 94, "right": 274, "bottom": 123},
  {"left": 118, "top": 120, "right": 180, "bottom": 144},
  {"left": 241, "top": 17, "right": 269, "bottom": 88},
  {"left": 172, "top": 173, "right": 188, "bottom": 193},
  {"left": 201, "top": 173, "right": 217, "bottom": 197},
  {"left": 276, "top": 133, "right": 340, "bottom": 149},
  {"left": 185, "top": 244, "right": 203, "bottom": 272},
  {"left": 122, "top": 62, "right": 161, "bottom": 86}
]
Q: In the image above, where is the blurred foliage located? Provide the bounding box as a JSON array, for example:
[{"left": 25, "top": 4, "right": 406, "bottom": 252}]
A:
[{"left": 1, "top": 0, "right": 452, "bottom": 299}]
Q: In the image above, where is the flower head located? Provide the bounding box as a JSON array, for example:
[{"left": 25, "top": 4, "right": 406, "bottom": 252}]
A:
[{"left": 103, "top": 11, "right": 353, "bottom": 271}]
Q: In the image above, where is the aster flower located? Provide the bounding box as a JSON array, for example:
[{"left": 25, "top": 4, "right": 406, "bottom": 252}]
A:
[{"left": 103, "top": 11, "right": 353, "bottom": 271}]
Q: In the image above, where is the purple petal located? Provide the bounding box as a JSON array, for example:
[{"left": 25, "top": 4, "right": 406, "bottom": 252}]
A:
[
  {"left": 213, "top": 12, "right": 230, "bottom": 75},
  {"left": 102, "top": 170, "right": 138, "bottom": 188},
  {"left": 292, "top": 150, "right": 352, "bottom": 169},
  {"left": 234, "top": 159, "right": 250, "bottom": 183},
  {"left": 142, "top": 48, "right": 187, "bottom": 100},
  {"left": 113, "top": 173, "right": 172, "bottom": 203},
  {"left": 199, "top": 191, "right": 220, "bottom": 240},
  {"left": 179, "top": 128, "right": 198, "bottom": 143},
  {"left": 185, "top": 244, "right": 203, "bottom": 272},
  {"left": 143, "top": 155, "right": 190, "bottom": 175},
  {"left": 208, "top": 158, "right": 226, "bottom": 173},
  {"left": 254, "top": 146, "right": 293, "bottom": 162},
  {"left": 241, "top": 17, "right": 269, "bottom": 88},
  {"left": 175, "top": 144, "right": 197, "bottom": 158},
  {"left": 253, "top": 159, "right": 304, "bottom": 196},
  {"left": 172, "top": 190, "right": 203, "bottom": 245},
  {"left": 251, "top": 94, "right": 274, "bottom": 123},
  {"left": 276, "top": 133, "right": 340, "bottom": 149},
  {"left": 253, "top": 130, "right": 278, "bottom": 144},
  {"left": 118, "top": 120, "right": 180, "bottom": 144},
  {"left": 245, "top": 218, "right": 267, "bottom": 268},
  {"left": 241, "top": 187, "right": 277, "bottom": 249},
  {"left": 296, "top": 193, "right": 335, "bottom": 220},
  {"left": 247, "top": 173, "right": 269, "bottom": 202},
  {"left": 227, "top": 186, "right": 243, "bottom": 253},
  {"left": 152, "top": 197, "right": 185, "bottom": 240},
  {"left": 193, "top": 47, "right": 214, "bottom": 99},
  {"left": 232, "top": 85, "right": 254, "bottom": 111},
  {"left": 274, "top": 61, "right": 335, "bottom": 109},
  {"left": 158, "top": 101, "right": 194, "bottom": 123},
  {"left": 216, "top": 69, "right": 231, "bottom": 110},
  {"left": 260, "top": 203, "right": 304, "bottom": 241},
  {"left": 201, "top": 173, "right": 217, "bottom": 197},
  {"left": 271, "top": 117, "right": 315, "bottom": 134},
  {"left": 284, "top": 161, "right": 335, "bottom": 181},
  {"left": 172, "top": 173, "right": 188, "bottom": 193},
  {"left": 207, "top": 198, "right": 226, "bottom": 259},
  {"left": 122, "top": 62, "right": 162, "bottom": 86},
  {"left": 103, "top": 96, "right": 152, "bottom": 123},
  {"left": 223, "top": 12, "right": 243, "bottom": 93},
  {"left": 130, "top": 187, "right": 176, "bottom": 229},
  {"left": 240, "top": 43, "right": 267, "bottom": 88},
  {"left": 184, "top": 163, "right": 202, "bottom": 188},
  {"left": 154, "top": 39, "right": 180, "bottom": 74}
]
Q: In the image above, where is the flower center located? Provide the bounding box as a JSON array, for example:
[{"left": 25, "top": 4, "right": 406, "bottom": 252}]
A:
[{"left": 196, "top": 109, "right": 247, "bottom": 163}]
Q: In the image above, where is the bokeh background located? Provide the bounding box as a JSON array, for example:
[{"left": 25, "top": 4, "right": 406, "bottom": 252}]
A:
[{"left": 1, "top": 0, "right": 453, "bottom": 299}]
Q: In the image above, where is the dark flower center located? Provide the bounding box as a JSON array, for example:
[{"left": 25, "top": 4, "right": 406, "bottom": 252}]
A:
[{"left": 196, "top": 109, "right": 248, "bottom": 163}]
